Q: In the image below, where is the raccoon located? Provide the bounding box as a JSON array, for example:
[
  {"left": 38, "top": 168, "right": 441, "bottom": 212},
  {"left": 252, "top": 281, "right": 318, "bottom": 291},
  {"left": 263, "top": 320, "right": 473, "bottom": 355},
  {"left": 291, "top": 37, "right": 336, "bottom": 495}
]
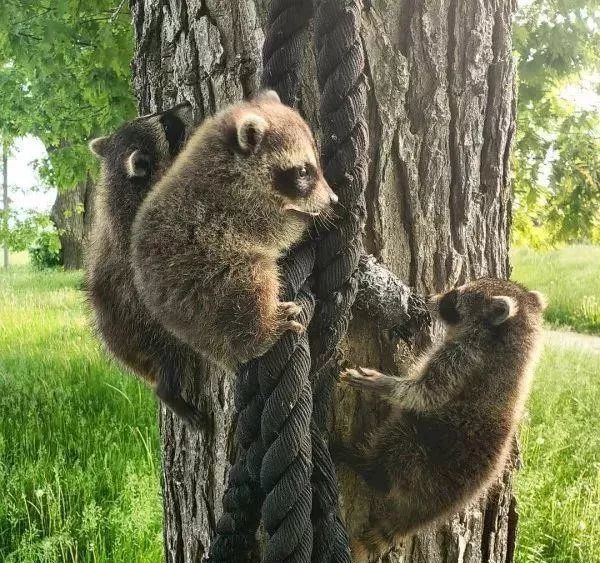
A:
[
  {"left": 86, "top": 102, "right": 205, "bottom": 428},
  {"left": 337, "top": 278, "right": 546, "bottom": 562},
  {"left": 131, "top": 90, "right": 337, "bottom": 370}
]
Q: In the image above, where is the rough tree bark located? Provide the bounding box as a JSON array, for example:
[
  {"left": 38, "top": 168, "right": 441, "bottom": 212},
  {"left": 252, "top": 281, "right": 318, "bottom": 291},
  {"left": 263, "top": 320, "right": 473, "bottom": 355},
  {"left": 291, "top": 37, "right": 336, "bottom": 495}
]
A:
[
  {"left": 130, "top": 0, "right": 517, "bottom": 561},
  {"left": 51, "top": 174, "right": 95, "bottom": 269}
]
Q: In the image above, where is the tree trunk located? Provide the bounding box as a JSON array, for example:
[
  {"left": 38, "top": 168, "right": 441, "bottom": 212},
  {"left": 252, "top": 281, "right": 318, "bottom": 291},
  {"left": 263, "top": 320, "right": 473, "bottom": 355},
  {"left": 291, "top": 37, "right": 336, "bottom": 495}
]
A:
[
  {"left": 3, "top": 142, "right": 8, "bottom": 269},
  {"left": 130, "top": 0, "right": 517, "bottom": 561},
  {"left": 50, "top": 174, "right": 95, "bottom": 269}
]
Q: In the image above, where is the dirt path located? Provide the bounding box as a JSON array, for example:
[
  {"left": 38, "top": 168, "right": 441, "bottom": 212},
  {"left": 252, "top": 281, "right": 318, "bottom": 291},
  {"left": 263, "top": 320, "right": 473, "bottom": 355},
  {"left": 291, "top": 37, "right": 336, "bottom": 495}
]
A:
[{"left": 544, "top": 329, "right": 600, "bottom": 354}]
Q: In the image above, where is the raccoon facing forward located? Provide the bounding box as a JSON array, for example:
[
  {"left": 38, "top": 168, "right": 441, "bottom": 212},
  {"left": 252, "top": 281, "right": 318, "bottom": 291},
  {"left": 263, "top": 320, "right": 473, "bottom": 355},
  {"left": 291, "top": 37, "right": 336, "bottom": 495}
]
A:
[
  {"left": 337, "top": 278, "right": 546, "bottom": 562},
  {"left": 131, "top": 90, "right": 337, "bottom": 370},
  {"left": 86, "top": 103, "right": 205, "bottom": 428}
]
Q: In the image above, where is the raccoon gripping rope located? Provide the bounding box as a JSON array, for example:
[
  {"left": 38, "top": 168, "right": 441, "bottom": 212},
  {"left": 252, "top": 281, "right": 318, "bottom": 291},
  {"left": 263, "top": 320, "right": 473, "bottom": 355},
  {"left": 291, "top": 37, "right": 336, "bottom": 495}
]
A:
[
  {"left": 207, "top": 1, "right": 315, "bottom": 561},
  {"left": 209, "top": 0, "right": 367, "bottom": 561}
]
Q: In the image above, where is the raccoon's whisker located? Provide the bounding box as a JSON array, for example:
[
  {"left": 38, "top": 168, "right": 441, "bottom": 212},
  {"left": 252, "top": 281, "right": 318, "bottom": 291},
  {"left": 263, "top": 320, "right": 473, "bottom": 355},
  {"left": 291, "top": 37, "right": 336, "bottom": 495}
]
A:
[{"left": 317, "top": 214, "right": 336, "bottom": 230}]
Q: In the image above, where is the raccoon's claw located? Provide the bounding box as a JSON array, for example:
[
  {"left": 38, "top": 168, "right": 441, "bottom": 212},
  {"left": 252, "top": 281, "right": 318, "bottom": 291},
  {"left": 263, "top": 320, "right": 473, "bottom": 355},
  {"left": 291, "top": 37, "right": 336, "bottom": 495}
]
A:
[
  {"left": 358, "top": 366, "right": 386, "bottom": 379},
  {"left": 340, "top": 367, "right": 387, "bottom": 389},
  {"left": 281, "top": 319, "right": 305, "bottom": 334},
  {"left": 340, "top": 368, "right": 366, "bottom": 387},
  {"left": 279, "top": 301, "right": 303, "bottom": 319}
]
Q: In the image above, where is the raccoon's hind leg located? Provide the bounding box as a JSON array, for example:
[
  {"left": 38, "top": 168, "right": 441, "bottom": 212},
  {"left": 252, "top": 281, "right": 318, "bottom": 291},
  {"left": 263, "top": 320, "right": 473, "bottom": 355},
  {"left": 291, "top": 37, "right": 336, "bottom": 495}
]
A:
[
  {"left": 351, "top": 520, "right": 399, "bottom": 563},
  {"left": 155, "top": 365, "right": 206, "bottom": 430},
  {"left": 351, "top": 490, "right": 452, "bottom": 563},
  {"left": 330, "top": 439, "right": 392, "bottom": 495}
]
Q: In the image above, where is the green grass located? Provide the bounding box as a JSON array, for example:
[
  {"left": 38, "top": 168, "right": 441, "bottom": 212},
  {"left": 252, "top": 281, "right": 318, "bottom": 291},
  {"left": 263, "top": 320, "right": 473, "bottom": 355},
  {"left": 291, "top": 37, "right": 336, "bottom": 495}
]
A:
[
  {"left": 516, "top": 345, "right": 600, "bottom": 563},
  {"left": 0, "top": 266, "right": 162, "bottom": 563},
  {"left": 1, "top": 258, "right": 599, "bottom": 562},
  {"left": 512, "top": 245, "right": 600, "bottom": 335}
]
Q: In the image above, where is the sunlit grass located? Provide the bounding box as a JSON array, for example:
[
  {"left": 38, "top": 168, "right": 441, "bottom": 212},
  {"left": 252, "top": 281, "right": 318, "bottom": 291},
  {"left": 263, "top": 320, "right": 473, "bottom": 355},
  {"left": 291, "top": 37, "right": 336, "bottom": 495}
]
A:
[
  {"left": 0, "top": 266, "right": 162, "bottom": 563},
  {"left": 512, "top": 245, "right": 600, "bottom": 335},
  {"left": 516, "top": 344, "right": 600, "bottom": 563},
  {"left": 1, "top": 256, "right": 598, "bottom": 562}
]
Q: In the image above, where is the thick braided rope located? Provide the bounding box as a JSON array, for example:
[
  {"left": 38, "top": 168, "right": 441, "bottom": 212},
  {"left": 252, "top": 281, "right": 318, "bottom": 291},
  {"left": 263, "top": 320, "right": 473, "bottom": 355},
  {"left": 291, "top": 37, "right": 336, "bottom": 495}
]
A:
[
  {"left": 311, "top": 0, "right": 368, "bottom": 387},
  {"left": 206, "top": 360, "right": 264, "bottom": 562},
  {"left": 258, "top": 244, "right": 316, "bottom": 563},
  {"left": 210, "top": 0, "right": 366, "bottom": 560},
  {"left": 262, "top": 0, "right": 313, "bottom": 106},
  {"left": 308, "top": 1, "right": 369, "bottom": 562},
  {"left": 207, "top": 2, "right": 314, "bottom": 560},
  {"left": 256, "top": 2, "right": 317, "bottom": 562}
]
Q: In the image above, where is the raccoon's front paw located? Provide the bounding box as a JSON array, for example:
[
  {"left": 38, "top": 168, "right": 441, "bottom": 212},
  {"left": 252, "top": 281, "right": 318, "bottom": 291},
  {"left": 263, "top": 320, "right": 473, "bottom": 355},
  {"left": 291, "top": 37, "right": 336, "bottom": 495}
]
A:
[
  {"left": 277, "top": 301, "right": 305, "bottom": 335},
  {"left": 340, "top": 367, "right": 396, "bottom": 395},
  {"left": 278, "top": 300, "right": 303, "bottom": 318},
  {"left": 279, "top": 319, "right": 305, "bottom": 334}
]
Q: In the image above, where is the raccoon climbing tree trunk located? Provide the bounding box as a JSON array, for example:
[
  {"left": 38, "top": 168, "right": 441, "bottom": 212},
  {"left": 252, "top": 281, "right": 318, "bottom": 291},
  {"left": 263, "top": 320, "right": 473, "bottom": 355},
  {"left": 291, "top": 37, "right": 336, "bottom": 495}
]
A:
[
  {"left": 50, "top": 174, "right": 95, "bottom": 270},
  {"left": 130, "top": 0, "right": 517, "bottom": 561}
]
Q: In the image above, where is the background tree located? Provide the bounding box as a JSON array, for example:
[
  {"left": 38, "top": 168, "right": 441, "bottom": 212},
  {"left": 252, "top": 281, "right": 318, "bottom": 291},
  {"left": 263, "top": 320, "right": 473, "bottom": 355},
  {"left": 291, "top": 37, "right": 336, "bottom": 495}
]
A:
[
  {"left": 2, "top": 141, "right": 7, "bottom": 268},
  {"left": 513, "top": 0, "right": 600, "bottom": 247},
  {"left": 0, "top": 0, "right": 136, "bottom": 267},
  {"left": 130, "top": 0, "right": 517, "bottom": 561},
  {"left": 0, "top": 63, "right": 26, "bottom": 267}
]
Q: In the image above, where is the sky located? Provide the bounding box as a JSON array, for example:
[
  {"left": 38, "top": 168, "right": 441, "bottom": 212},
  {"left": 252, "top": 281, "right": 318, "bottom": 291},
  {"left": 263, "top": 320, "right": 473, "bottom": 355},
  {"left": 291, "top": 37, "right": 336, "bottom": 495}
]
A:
[
  {"left": 4, "top": 76, "right": 599, "bottom": 216},
  {"left": 5, "top": 135, "right": 55, "bottom": 214}
]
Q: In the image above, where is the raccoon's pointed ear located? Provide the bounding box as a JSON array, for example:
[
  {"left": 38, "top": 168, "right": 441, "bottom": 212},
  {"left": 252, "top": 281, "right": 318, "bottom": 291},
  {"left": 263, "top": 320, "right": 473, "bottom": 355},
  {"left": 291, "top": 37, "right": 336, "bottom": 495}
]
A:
[
  {"left": 126, "top": 150, "right": 151, "bottom": 178},
  {"left": 165, "top": 101, "right": 193, "bottom": 125},
  {"left": 528, "top": 290, "right": 547, "bottom": 311},
  {"left": 489, "top": 296, "right": 519, "bottom": 325},
  {"left": 253, "top": 90, "right": 280, "bottom": 104},
  {"left": 89, "top": 136, "right": 109, "bottom": 157},
  {"left": 236, "top": 112, "right": 268, "bottom": 154}
]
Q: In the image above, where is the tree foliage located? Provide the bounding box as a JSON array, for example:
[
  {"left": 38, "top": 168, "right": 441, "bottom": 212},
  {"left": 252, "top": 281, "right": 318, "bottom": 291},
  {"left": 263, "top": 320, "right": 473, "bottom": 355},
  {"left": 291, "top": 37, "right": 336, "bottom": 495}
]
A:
[
  {"left": 0, "top": 208, "right": 54, "bottom": 252},
  {"left": 513, "top": 0, "right": 600, "bottom": 246},
  {"left": 29, "top": 227, "right": 63, "bottom": 269},
  {"left": 0, "top": 0, "right": 136, "bottom": 189}
]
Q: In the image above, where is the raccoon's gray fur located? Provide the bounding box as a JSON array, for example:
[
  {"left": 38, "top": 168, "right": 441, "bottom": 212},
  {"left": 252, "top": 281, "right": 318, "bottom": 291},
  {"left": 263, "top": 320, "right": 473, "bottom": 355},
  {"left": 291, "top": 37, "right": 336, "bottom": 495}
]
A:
[
  {"left": 86, "top": 103, "right": 205, "bottom": 429},
  {"left": 337, "top": 278, "right": 546, "bottom": 562},
  {"left": 131, "top": 90, "right": 337, "bottom": 370}
]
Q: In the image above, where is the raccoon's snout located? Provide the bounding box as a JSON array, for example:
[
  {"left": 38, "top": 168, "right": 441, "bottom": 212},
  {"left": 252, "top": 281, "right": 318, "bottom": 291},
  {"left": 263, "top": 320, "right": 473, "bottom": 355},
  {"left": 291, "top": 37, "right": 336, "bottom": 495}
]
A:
[{"left": 327, "top": 185, "right": 338, "bottom": 205}]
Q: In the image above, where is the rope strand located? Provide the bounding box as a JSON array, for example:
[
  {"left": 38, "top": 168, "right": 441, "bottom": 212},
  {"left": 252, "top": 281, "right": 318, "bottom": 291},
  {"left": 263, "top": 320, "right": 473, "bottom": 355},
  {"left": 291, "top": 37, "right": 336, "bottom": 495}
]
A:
[
  {"left": 207, "top": 1, "right": 314, "bottom": 560},
  {"left": 308, "top": 1, "right": 369, "bottom": 561}
]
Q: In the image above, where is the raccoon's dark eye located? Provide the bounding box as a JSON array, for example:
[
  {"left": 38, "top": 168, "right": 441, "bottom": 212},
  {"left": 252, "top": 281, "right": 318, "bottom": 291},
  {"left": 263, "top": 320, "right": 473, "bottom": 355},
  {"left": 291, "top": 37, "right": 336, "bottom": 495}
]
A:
[
  {"left": 438, "top": 289, "right": 461, "bottom": 325},
  {"left": 273, "top": 163, "right": 316, "bottom": 198}
]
